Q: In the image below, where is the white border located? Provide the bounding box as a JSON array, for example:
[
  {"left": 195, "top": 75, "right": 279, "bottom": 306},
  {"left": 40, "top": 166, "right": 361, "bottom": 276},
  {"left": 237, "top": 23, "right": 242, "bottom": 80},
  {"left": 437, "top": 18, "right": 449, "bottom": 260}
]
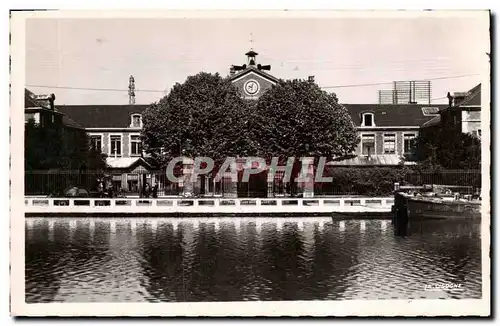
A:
[{"left": 9, "top": 9, "right": 491, "bottom": 317}]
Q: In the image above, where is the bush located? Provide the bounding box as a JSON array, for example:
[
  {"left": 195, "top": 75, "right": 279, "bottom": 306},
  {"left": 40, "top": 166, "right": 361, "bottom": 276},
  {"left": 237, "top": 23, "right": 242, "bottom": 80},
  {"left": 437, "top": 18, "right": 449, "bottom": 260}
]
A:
[{"left": 315, "top": 167, "right": 407, "bottom": 196}]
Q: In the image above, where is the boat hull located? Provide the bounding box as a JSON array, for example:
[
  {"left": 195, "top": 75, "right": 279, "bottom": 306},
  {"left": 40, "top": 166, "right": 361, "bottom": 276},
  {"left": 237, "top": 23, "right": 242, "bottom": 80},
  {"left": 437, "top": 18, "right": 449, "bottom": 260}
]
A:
[{"left": 405, "top": 196, "right": 481, "bottom": 220}]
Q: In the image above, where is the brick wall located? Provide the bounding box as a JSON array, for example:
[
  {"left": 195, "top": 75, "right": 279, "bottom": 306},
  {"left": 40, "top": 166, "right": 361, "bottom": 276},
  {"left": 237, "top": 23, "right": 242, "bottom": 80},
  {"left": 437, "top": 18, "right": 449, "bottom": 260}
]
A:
[{"left": 356, "top": 129, "right": 419, "bottom": 155}]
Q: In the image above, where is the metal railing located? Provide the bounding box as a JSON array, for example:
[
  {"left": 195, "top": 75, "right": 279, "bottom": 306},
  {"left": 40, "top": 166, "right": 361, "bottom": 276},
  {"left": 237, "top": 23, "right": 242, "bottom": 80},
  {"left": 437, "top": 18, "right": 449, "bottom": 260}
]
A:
[
  {"left": 24, "top": 169, "right": 482, "bottom": 198},
  {"left": 402, "top": 170, "right": 481, "bottom": 194}
]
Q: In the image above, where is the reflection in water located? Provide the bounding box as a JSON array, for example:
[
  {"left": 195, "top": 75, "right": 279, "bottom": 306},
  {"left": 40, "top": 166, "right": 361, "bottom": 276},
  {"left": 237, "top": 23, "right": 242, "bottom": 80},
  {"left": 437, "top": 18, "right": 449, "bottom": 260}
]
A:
[{"left": 25, "top": 218, "right": 482, "bottom": 302}]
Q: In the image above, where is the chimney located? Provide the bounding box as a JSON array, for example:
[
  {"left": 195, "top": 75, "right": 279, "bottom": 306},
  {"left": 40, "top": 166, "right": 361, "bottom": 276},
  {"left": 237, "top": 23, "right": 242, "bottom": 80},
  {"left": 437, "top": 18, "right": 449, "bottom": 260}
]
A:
[
  {"left": 49, "top": 93, "right": 55, "bottom": 111},
  {"left": 452, "top": 92, "right": 467, "bottom": 106},
  {"left": 230, "top": 65, "right": 235, "bottom": 76},
  {"left": 447, "top": 92, "right": 453, "bottom": 107}
]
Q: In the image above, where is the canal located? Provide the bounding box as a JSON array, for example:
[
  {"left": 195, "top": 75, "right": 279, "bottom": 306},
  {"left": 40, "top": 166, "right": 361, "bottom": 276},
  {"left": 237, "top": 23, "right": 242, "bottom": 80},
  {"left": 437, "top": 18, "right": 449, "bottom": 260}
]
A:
[{"left": 25, "top": 217, "right": 482, "bottom": 302}]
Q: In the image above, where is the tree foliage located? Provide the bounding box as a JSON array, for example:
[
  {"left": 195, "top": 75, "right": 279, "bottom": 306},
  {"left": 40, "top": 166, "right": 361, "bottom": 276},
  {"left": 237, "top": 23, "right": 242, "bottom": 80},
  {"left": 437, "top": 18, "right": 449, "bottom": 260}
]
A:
[
  {"left": 248, "top": 79, "right": 359, "bottom": 162},
  {"left": 142, "top": 72, "right": 253, "bottom": 167},
  {"left": 25, "top": 119, "right": 107, "bottom": 172},
  {"left": 413, "top": 125, "right": 481, "bottom": 170}
]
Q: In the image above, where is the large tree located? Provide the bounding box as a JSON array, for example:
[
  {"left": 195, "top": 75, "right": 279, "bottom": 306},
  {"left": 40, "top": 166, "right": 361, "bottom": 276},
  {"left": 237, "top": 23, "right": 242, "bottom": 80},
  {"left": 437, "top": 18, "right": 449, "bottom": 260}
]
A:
[
  {"left": 249, "top": 79, "right": 358, "bottom": 161},
  {"left": 25, "top": 119, "right": 107, "bottom": 172},
  {"left": 413, "top": 126, "right": 481, "bottom": 170},
  {"left": 248, "top": 79, "right": 359, "bottom": 194},
  {"left": 25, "top": 119, "right": 108, "bottom": 194},
  {"left": 142, "top": 72, "right": 253, "bottom": 164},
  {"left": 141, "top": 72, "right": 254, "bottom": 194}
]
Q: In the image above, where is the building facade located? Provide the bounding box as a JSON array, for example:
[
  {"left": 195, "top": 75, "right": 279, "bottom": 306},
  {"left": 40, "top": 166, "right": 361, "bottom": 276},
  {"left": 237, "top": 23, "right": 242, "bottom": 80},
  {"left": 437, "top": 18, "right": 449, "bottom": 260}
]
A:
[
  {"left": 54, "top": 104, "right": 156, "bottom": 193},
  {"left": 54, "top": 50, "right": 458, "bottom": 196},
  {"left": 421, "top": 84, "right": 482, "bottom": 140}
]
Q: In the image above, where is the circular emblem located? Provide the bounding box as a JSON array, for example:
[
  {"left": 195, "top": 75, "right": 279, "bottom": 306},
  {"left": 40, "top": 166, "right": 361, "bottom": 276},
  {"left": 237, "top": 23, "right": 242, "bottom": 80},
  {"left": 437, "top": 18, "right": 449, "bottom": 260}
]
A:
[{"left": 244, "top": 80, "right": 260, "bottom": 95}]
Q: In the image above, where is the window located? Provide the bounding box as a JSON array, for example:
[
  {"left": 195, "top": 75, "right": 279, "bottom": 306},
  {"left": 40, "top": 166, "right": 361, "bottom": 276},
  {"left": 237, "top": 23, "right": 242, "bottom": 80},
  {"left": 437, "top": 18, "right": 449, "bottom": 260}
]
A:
[
  {"left": 421, "top": 107, "right": 440, "bottom": 116},
  {"left": 403, "top": 134, "right": 416, "bottom": 154},
  {"left": 130, "top": 135, "right": 141, "bottom": 156},
  {"left": 383, "top": 134, "right": 396, "bottom": 154},
  {"left": 90, "top": 135, "right": 102, "bottom": 152},
  {"left": 110, "top": 135, "right": 122, "bottom": 156},
  {"left": 131, "top": 114, "right": 142, "bottom": 128},
  {"left": 361, "top": 113, "right": 375, "bottom": 127},
  {"left": 361, "top": 134, "right": 375, "bottom": 156}
]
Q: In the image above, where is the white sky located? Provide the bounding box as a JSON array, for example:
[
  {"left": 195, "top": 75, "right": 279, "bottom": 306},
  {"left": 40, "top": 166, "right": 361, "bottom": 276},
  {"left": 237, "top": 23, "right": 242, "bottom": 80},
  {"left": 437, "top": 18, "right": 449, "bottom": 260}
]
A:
[{"left": 25, "top": 14, "right": 490, "bottom": 105}]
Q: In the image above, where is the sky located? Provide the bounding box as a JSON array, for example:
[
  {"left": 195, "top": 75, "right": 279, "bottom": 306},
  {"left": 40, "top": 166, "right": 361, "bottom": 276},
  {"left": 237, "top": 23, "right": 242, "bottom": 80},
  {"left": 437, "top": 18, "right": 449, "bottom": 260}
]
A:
[{"left": 25, "top": 13, "right": 490, "bottom": 105}]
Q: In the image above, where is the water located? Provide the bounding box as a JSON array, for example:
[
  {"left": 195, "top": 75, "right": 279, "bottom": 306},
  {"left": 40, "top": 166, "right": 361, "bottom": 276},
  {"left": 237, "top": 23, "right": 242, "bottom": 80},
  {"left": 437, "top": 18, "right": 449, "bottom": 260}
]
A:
[{"left": 25, "top": 217, "right": 482, "bottom": 302}]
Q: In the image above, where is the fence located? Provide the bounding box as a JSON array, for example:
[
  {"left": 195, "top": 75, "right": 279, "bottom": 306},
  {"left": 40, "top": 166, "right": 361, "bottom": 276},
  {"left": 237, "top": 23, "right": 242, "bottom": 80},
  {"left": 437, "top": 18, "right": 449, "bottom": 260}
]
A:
[
  {"left": 24, "top": 170, "right": 234, "bottom": 197},
  {"left": 25, "top": 171, "right": 98, "bottom": 196},
  {"left": 403, "top": 169, "right": 481, "bottom": 194},
  {"left": 24, "top": 168, "right": 482, "bottom": 197}
]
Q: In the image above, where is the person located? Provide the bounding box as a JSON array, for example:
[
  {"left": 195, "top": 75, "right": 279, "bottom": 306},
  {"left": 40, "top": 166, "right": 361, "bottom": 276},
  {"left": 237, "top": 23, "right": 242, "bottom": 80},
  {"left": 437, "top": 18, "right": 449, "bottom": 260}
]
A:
[
  {"left": 106, "top": 181, "right": 114, "bottom": 198},
  {"left": 96, "top": 178, "right": 104, "bottom": 198},
  {"left": 152, "top": 182, "right": 158, "bottom": 198},
  {"left": 144, "top": 183, "right": 151, "bottom": 198}
]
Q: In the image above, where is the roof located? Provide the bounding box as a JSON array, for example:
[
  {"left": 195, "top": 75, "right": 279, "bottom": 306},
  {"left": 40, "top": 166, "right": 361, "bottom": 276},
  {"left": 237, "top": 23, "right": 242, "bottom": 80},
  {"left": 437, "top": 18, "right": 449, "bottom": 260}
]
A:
[
  {"left": 326, "top": 154, "right": 416, "bottom": 166},
  {"left": 25, "top": 89, "right": 41, "bottom": 108},
  {"left": 106, "top": 157, "right": 152, "bottom": 169},
  {"left": 55, "top": 102, "right": 444, "bottom": 129},
  {"left": 455, "top": 83, "right": 481, "bottom": 107},
  {"left": 342, "top": 104, "right": 448, "bottom": 127},
  {"left": 56, "top": 104, "right": 149, "bottom": 128},
  {"left": 62, "top": 115, "right": 84, "bottom": 129},
  {"left": 229, "top": 65, "right": 280, "bottom": 84},
  {"left": 26, "top": 88, "right": 85, "bottom": 130},
  {"left": 420, "top": 115, "right": 441, "bottom": 128}
]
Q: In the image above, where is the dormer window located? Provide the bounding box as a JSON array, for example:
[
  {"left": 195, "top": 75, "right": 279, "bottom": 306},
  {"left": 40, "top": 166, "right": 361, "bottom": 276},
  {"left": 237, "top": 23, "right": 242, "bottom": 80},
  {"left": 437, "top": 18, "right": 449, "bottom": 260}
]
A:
[
  {"left": 131, "top": 114, "right": 142, "bottom": 128},
  {"left": 361, "top": 113, "right": 375, "bottom": 127}
]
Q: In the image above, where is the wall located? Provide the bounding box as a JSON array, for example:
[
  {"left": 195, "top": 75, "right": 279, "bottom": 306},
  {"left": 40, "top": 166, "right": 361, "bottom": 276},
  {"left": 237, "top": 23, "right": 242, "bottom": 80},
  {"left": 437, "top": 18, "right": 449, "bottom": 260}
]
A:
[
  {"left": 89, "top": 131, "right": 140, "bottom": 158},
  {"left": 231, "top": 72, "right": 275, "bottom": 100},
  {"left": 356, "top": 129, "right": 419, "bottom": 156},
  {"left": 461, "top": 109, "right": 481, "bottom": 134}
]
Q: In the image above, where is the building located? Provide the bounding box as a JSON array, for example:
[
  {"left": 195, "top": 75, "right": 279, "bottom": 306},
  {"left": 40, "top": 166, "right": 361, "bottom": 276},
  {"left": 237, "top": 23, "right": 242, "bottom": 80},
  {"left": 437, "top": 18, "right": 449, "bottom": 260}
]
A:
[
  {"left": 25, "top": 89, "right": 102, "bottom": 194},
  {"left": 55, "top": 49, "right": 452, "bottom": 196},
  {"left": 421, "top": 83, "right": 482, "bottom": 139},
  {"left": 25, "top": 89, "right": 82, "bottom": 130},
  {"left": 54, "top": 104, "right": 155, "bottom": 193}
]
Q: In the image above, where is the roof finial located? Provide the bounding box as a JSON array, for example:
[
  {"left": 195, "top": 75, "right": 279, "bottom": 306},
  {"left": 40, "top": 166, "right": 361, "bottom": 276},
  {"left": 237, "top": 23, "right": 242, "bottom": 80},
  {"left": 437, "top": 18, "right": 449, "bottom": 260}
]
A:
[{"left": 250, "top": 32, "right": 253, "bottom": 50}]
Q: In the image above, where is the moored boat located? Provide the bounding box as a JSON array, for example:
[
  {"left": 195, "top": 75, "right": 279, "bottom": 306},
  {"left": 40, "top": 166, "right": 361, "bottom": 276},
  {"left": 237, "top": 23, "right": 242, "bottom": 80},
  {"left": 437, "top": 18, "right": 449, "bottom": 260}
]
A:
[
  {"left": 403, "top": 193, "right": 481, "bottom": 219},
  {"left": 394, "top": 182, "right": 482, "bottom": 220}
]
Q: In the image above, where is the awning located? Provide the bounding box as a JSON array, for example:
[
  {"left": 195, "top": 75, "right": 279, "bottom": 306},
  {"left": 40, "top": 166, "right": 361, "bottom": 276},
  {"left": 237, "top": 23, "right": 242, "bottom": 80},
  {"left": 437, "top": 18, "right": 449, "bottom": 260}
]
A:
[
  {"left": 106, "top": 157, "right": 152, "bottom": 169},
  {"left": 326, "top": 154, "right": 411, "bottom": 166}
]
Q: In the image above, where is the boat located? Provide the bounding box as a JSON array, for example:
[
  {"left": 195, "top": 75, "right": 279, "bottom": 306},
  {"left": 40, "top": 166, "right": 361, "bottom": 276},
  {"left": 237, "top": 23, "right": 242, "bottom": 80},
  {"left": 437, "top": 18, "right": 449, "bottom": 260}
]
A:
[{"left": 395, "top": 185, "right": 482, "bottom": 220}]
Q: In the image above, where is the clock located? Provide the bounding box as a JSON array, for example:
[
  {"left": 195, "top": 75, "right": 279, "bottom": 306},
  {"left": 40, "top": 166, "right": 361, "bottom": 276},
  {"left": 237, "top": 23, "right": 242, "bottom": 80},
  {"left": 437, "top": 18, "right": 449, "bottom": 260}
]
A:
[{"left": 244, "top": 80, "right": 260, "bottom": 95}]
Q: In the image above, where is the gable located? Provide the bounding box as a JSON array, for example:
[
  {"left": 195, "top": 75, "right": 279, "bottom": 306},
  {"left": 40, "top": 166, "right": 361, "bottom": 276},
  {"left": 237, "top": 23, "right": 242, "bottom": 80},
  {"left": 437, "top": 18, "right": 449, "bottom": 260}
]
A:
[{"left": 230, "top": 69, "right": 278, "bottom": 100}]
